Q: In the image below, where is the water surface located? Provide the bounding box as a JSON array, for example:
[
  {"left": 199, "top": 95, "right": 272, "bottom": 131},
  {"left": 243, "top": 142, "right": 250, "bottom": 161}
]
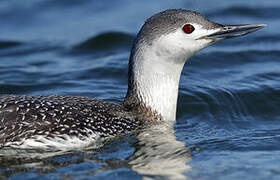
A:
[{"left": 0, "top": 0, "right": 279, "bottom": 179}]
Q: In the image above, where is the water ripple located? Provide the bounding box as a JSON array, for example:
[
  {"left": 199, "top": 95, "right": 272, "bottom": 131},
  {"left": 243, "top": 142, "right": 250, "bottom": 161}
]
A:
[
  {"left": 73, "top": 32, "right": 134, "bottom": 53},
  {"left": 178, "top": 85, "right": 280, "bottom": 127},
  {"left": 0, "top": 40, "right": 22, "bottom": 49}
]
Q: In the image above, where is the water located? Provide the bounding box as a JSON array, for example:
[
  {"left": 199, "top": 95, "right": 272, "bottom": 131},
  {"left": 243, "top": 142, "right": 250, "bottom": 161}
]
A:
[{"left": 0, "top": 0, "right": 279, "bottom": 179}]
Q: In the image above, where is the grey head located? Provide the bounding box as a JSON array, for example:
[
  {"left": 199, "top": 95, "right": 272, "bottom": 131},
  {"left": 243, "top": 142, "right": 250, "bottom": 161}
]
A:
[
  {"left": 128, "top": 9, "right": 266, "bottom": 67},
  {"left": 135, "top": 9, "right": 266, "bottom": 47},
  {"left": 138, "top": 9, "right": 220, "bottom": 44},
  {"left": 125, "top": 9, "right": 266, "bottom": 122}
]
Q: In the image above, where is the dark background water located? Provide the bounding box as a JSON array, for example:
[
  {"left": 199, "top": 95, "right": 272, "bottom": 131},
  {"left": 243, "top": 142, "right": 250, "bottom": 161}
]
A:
[{"left": 0, "top": 0, "right": 279, "bottom": 179}]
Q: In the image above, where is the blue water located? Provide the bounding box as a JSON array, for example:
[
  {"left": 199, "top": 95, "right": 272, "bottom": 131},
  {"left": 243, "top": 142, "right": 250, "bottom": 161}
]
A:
[{"left": 0, "top": 0, "right": 279, "bottom": 179}]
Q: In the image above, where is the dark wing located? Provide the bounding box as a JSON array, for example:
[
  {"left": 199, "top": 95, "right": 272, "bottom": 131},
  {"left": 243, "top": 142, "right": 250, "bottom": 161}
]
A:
[{"left": 0, "top": 95, "right": 139, "bottom": 146}]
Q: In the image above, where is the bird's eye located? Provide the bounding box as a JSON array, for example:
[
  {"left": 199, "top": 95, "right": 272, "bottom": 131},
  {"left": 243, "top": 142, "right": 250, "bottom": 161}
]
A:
[{"left": 182, "top": 24, "right": 195, "bottom": 34}]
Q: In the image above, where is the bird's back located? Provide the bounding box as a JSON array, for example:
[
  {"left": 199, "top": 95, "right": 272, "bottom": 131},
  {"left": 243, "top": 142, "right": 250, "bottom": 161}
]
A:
[{"left": 0, "top": 95, "right": 139, "bottom": 149}]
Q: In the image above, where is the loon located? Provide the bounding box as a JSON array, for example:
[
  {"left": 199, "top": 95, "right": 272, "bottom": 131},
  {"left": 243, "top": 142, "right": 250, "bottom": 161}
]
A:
[{"left": 0, "top": 9, "right": 265, "bottom": 150}]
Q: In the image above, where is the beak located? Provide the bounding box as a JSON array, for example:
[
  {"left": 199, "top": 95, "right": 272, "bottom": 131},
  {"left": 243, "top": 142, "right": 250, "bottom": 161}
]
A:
[{"left": 206, "top": 24, "right": 267, "bottom": 39}]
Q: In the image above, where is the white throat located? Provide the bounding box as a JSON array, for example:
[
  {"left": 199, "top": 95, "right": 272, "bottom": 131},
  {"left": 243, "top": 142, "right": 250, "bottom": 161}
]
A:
[
  {"left": 133, "top": 59, "right": 183, "bottom": 121},
  {"left": 125, "top": 30, "right": 201, "bottom": 121}
]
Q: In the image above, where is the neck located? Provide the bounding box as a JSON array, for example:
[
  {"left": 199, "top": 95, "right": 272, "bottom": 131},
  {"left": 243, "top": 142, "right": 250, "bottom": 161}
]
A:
[{"left": 123, "top": 40, "right": 191, "bottom": 122}]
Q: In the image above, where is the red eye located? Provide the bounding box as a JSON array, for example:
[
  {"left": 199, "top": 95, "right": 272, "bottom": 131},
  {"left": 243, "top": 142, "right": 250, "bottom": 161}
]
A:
[{"left": 182, "top": 24, "right": 195, "bottom": 34}]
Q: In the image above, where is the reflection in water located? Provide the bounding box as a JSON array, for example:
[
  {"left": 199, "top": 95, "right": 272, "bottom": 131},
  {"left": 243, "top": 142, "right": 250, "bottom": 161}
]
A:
[
  {"left": 0, "top": 150, "right": 72, "bottom": 178},
  {"left": 0, "top": 124, "right": 192, "bottom": 179},
  {"left": 129, "top": 124, "right": 192, "bottom": 180}
]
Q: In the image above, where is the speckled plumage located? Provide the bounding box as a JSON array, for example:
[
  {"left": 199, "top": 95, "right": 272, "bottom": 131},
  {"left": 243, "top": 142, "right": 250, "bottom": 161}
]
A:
[{"left": 0, "top": 95, "right": 141, "bottom": 149}]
